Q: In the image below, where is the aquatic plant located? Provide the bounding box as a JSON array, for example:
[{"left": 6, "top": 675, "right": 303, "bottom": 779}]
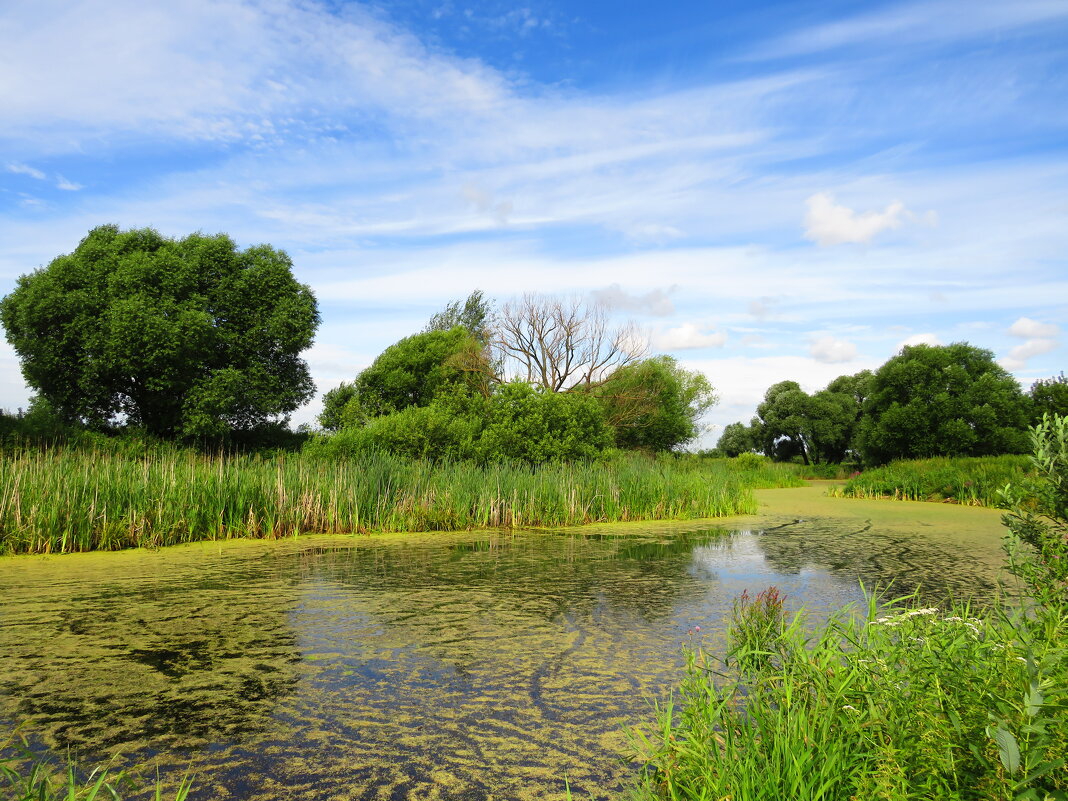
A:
[
  {"left": 830, "top": 454, "right": 1032, "bottom": 507},
  {"left": 0, "top": 735, "right": 192, "bottom": 801},
  {"left": 0, "top": 446, "right": 803, "bottom": 554}
]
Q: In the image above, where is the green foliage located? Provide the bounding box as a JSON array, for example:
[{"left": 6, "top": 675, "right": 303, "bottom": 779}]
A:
[
  {"left": 0, "top": 446, "right": 806, "bottom": 554},
  {"left": 833, "top": 454, "right": 1033, "bottom": 506},
  {"left": 752, "top": 372, "right": 868, "bottom": 464},
  {"left": 717, "top": 422, "right": 756, "bottom": 457},
  {"left": 351, "top": 326, "right": 490, "bottom": 418},
  {"left": 631, "top": 593, "right": 1068, "bottom": 800},
  {"left": 0, "top": 225, "right": 319, "bottom": 439},
  {"left": 1002, "top": 414, "right": 1068, "bottom": 605},
  {"left": 631, "top": 415, "right": 1068, "bottom": 801},
  {"left": 425, "top": 289, "right": 494, "bottom": 344},
  {"left": 594, "top": 356, "right": 716, "bottom": 452},
  {"left": 857, "top": 343, "right": 1029, "bottom": 465},
  {"left": 732, "top": 452, "right": 768, "bottom": 471},
  {"left": 318, "top": 381, "right": 358, "bottom": 431},
  {"left": 1, "top": 734, "right": 192, "bottom": 800},
  {"left": 478, "top": 382, "right": 613, "bottom": 463},
  {"left": 1030, "top": 375, "right": 1068, "bottom": 425},
  {"left": 312, "top": 393, "right": 489, "bottom": 461}
]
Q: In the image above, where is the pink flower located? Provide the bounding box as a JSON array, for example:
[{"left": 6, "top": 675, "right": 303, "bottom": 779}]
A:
[{"left": 694, "top": 625, "right": 701, "bottom": 632}]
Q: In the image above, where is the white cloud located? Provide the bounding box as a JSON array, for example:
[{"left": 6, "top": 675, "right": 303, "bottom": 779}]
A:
[
  {"left": 7, "top": 162, "right": 46, "bottom": 180},
  {"left": 896, "top": 333, "right": 942, "bottom": 351},
  {"left": 653, "top": 323, "right": 727, "bottom": 351},
  {"left": 804, "top": 192, "right": 907, "bottom": 246},
  {"left": 1000, "top": 338, "right": 1059, "bottom": 371},
  {"left": 1008, "top": 316, "right": 1059, "bottom": 338},
  {"left": 809, "top": 335, "right": 858, "bottom": 363},
  {"left": 55, "top": 175, "right": 83, "bottom": 191},
  {"left": 750, "top": 0, "right": 1068, "bottom": 60},
  {"left": 590, "top": 284, "right": 675, "bottom": 317}
]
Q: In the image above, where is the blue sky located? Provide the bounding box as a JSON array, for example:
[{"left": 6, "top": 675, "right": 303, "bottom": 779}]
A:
[{"left": 2, "top": 0, "right": 1066, "bottom": 442}]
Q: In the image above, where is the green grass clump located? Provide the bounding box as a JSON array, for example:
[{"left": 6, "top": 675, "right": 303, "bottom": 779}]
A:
[
  {"left": 0, "top": 447, "right": 801, "bottom": 554},
  {"left": 831, "top": 454, "right": 1032, "bottom": 506},
  {"left": 630, "top": 592, "right": 1068, "bottom": 801},
  {"left": 0, "top": 737, "right": 192, "bottom": 801}
]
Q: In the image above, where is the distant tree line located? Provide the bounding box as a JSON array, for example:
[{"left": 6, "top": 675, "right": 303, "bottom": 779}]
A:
[
  {"left": 717, "top": 344, "right": 1067, "bottom": 466},
  {"left": 314, "top": 290, "right": 716, "bottom": 462}
]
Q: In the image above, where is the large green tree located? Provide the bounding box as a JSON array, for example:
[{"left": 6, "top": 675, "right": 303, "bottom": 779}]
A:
[
  {"left": 593, "top": 356, "right": 716, "bottom": 451},
  {"left": 752, "top": 375, "right": 867, "bottom": 464},
  {"left": 1030, "top": 374, "right": 1068, "bottom": 424},
  {"left": 0, "top": 225, "right": 319, "bottom": 438},
  {"left": 856, "top": 343, "right": 1029, "bottom": 464},
  {"left": 341, "top": 326, "right": 491, "bottom": 422}
]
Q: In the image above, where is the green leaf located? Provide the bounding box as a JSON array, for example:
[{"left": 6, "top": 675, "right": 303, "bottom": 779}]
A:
[{"left": 989, "top": 724, "right": 1021, "bottom": 775}]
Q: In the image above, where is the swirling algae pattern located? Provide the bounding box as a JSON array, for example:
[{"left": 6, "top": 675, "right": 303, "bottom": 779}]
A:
[{"left": 0, "top": 486, "right": 1008, "bottom": 800}]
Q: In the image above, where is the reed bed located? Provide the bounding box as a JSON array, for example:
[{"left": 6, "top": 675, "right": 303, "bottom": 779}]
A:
[
  {"left": 830, "top": 454, "right": 1032, "bottom": 507},
  {"left": 0, "top": 447, "right": 802, "bottom": 554}
]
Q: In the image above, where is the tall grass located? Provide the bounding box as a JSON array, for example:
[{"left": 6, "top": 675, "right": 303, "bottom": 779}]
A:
[
  {"left": 630, "top": 418, "right": 1068, "bottom": 801},
  {"left": 630, "top": 593, "right": 1068, "bottom": 800},
  {"left": 830, "top": 454, "right": 1032, "bottom": 506},
  {"left": 0, "top": 447, "right": 802, "bottom": 554}
]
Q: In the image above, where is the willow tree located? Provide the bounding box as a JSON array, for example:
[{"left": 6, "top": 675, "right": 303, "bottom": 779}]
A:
[{"left": 1, "top": 225, "right": 319, "bottom": 438}]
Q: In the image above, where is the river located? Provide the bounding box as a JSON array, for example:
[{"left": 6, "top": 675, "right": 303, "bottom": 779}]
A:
[{"left": 0, "top": 485, "right": 1009, "bottom": 800}]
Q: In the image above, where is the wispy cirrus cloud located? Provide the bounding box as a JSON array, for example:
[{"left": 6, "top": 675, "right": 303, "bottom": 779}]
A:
[{"left": 7, "top": 162, "right": 47, "bottom": 180}]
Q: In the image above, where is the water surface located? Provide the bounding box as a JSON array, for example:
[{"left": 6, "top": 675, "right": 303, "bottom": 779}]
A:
[{"left": 0, "top": 486, "right": 1009, "bottom": 800}]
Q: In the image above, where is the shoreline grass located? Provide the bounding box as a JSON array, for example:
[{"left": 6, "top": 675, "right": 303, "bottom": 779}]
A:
[
  {"left": 830, "top": 454, "right": 1032, "bottom": 507},
  {"left": 629, "top": 591, "right": 1068, "bottom": 801},
  {"left": 630, "top": 418, "right": 1068, "bottom": 801},
  {"left": 0, "top": 447, "right": 803, "bottom": 555}
]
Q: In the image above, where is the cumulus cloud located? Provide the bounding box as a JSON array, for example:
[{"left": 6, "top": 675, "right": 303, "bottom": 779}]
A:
[
  {"left": 653, "top": 323, "right": 727, "bottom": 350},
  {"left": 896, "top": 333, "right": 942, "bottom": 351},
  {"left": 1008, "top": 316, "right": 1059, "bottom": 338},
  {"left": 809, "top": 335, "right": 858, "bottom": 363},
  {"left": 591, "top": 283, "right": 675, "bottom": 317},
  {"left": 1000, "top": 338, "right": 1059, "bottom": 371},
  {"left": 804, "top": 192, "right": 908, "bottom": 246}
]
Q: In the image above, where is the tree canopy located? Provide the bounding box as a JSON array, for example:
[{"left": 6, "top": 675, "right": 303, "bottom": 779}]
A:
[
  {"left": 593, "top": 355, "right": 715, "bottom": 451},
  {"left": 856, "top": 343, "right": 1029, "bottom": 464},
  {"left": 0, "top": 225, "right": 319, "bottom": 438},
  {"left": 352, "top": 326, "right": 490, "bottom": 417},
  {"left": 1031, "top": 374, "right": 1068, "bottom": 423},
  {"left": 425, "top": 289, "right": 494, "bottom": 344}
]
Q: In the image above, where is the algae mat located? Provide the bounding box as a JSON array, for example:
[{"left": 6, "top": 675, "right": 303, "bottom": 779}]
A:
[{"left": 0, "top": 485, "right": 1009, "bottom": 800}]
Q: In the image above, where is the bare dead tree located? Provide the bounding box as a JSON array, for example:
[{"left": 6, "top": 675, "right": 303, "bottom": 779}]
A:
[{"left": 493, "top": 293, "right": 647, "bottom": 391}]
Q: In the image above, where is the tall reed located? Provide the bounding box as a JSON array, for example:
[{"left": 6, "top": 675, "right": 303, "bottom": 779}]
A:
[
  {"left": 0, "top": 447, "right": 802, "bottom": 554},
  {"left": 831, "top": 454, "right": 1032, "bottom": 507}
]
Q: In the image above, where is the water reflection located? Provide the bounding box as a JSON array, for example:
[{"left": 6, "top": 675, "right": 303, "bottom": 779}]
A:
[{"left": 0, "top": 490, "right": 1009, "bottom": 800}]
